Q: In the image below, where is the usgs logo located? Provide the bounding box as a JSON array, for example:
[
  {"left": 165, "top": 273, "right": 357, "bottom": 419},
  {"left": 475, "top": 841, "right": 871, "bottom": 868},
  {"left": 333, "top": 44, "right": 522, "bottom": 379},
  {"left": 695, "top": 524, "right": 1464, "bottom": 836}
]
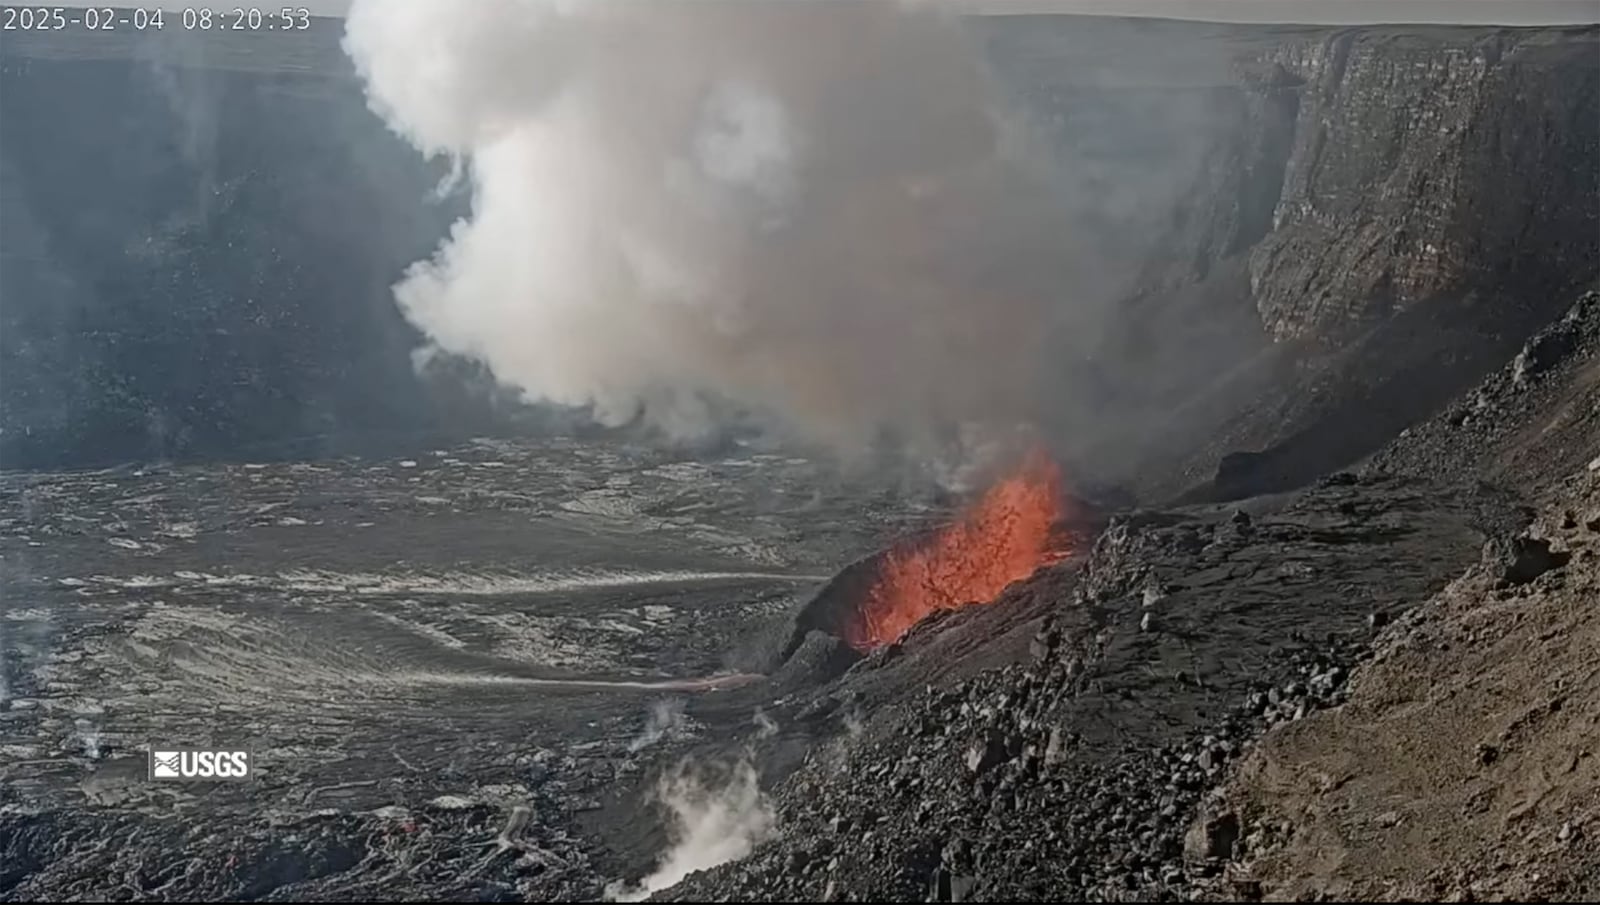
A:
[{"left": 148, "top": 749, "right": 252, "bottom": 781}]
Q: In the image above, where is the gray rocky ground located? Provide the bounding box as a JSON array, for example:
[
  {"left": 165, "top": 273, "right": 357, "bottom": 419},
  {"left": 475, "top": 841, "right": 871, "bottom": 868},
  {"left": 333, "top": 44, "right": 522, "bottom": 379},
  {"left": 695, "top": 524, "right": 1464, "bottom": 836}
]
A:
[{"left": 0, "top": 441, "right": 948, "bottom": 901}]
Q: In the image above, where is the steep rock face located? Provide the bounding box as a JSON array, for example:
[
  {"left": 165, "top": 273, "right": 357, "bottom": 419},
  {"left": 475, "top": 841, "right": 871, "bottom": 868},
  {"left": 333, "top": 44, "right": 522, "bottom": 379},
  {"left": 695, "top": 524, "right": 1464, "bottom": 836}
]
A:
[
  {"left": 0, "top": 26, "right": 513, "bottom": 469},
  {"left": 1250, "top": 28, "right": 1600, "bottom": 341},
  {"left": 974, "top": 19, "right": 1598, "bottom": 502},
  {"left": 978, "top": 20, "right": 1599, "bottom": 354},
  {"left": 960, "top": 17, "right": 1600, "bottom": 508},
  {"left": 973, "top": 18, "right": 1306, "bottom": 301}
]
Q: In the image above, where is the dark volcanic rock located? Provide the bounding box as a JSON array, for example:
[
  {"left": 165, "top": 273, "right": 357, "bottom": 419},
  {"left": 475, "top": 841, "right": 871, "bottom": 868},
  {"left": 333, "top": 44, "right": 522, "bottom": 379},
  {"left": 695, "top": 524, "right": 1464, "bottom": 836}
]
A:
[
  {"left": 781, "top": 547, "right": 893, "bottom": 659},
  {"left": 771, "top": 631, "right": 862, "bottom": 693},
  {"left": 1482, "top": 535, "right": 1570, "bottom": 586},
  {"left": 1184, "top": 810, "right": 1241, "bottom": 863},
  {"left": 1372, "top": 291, "right": 1600, "bottom": 494},
  {"left": 0, "top": 804, "right": 597, "bottom": 902},
  {"left": 1250, "top": 30, "right": 1600, "bottom": 343},
  {"left": 964, "top": 730, "right": 1010, "bottom": 776},
  {"left": 667, "top": 472, "right": 1500, "bottom": 903}
]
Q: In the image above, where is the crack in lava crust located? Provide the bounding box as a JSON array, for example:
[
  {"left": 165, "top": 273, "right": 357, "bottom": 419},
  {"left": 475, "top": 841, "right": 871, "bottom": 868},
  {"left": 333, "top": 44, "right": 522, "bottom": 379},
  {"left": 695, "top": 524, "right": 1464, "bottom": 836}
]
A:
[{"left": 846, "top": 447, "right": 1070, "bottom": 650}]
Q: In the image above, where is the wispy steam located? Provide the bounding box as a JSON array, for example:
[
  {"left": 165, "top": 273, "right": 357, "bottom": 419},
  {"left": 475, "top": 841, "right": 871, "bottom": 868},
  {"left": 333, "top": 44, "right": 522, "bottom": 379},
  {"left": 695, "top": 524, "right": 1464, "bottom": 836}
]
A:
[
  {"left": 752, "top": 707, "right": 778, "bottom": 739},
  {"left": 607, "top": 755, "right": 774, "bottom": 901},
  {"left": 843, "top": 705, "right": 866, "bottom": 738},
  {"left": 343, "top": 0, "right": 1099, "bottom": 457},
  {"left": 0, "top": 621, "right": 9, "bottom": 703},
  {"left": 74, "top": 717, "right": 102, "bottom": 760},
  {"left": 628, "top": 697, "right": 688, "bottom": 753}
]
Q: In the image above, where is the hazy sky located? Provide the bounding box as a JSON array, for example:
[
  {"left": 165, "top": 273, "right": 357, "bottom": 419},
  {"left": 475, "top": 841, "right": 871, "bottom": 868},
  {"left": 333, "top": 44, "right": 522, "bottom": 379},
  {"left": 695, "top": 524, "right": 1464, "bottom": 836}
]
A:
[
  {"left": 983, "top": 1, "right": 1600, "bottom": 23},
  {"left": 28, "top": 1, "right": 1600, "bottom": 25}
]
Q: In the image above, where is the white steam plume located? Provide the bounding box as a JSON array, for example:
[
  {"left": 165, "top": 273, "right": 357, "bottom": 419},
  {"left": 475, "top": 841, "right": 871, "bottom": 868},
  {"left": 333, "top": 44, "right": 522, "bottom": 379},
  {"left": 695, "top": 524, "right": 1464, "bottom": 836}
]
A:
[
  {"left": 344, "top": 0, "right": 1093, "bottom": 456},
  {"left": 0, "top": 621, "right": 9, "bottom": 703},
  {"left": 752, "top": 707, "right": 779, "bottom": 739},
  {"left": 606, "top": 755, "right": 774, "bottom": 901},
  {"left": 628, "top": 697, "right": 688, "bottom": 753}
]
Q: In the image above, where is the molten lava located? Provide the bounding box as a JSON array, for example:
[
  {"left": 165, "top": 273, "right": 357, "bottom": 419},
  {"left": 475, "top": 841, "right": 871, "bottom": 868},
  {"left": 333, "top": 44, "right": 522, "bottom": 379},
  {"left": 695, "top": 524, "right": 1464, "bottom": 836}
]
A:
[{"left": 846, "top": 447, "right": 1068, "bottom": 650}]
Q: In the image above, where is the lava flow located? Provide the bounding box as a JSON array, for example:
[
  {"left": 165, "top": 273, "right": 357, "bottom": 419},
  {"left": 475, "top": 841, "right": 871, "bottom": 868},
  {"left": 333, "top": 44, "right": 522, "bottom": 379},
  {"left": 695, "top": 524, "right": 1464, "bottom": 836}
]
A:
[{"left": 846, "top": 447, "right": 1070, "bottom": 651}]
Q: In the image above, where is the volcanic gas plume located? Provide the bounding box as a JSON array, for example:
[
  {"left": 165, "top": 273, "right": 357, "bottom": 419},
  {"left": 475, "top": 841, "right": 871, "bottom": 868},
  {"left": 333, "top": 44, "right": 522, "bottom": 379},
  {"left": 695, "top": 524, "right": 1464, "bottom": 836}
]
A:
[
  {"left": 845, "top": 448, "right": 1069, "bottom": 650},
  {"left": 342, "top": 0, "right": 1099, "bottom": 457}
]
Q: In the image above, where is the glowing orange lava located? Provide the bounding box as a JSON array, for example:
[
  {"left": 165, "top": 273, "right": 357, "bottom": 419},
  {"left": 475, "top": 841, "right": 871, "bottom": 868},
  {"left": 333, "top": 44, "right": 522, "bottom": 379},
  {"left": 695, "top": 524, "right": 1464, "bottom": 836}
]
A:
[{"left": 846, "top": 447, "right": 1068, "bottom": 651}]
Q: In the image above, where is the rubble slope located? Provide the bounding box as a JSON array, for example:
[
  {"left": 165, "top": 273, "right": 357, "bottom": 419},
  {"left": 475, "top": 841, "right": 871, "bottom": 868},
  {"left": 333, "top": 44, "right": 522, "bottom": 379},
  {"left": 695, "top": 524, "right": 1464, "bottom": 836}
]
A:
[{"left": 669, "top": 293, "right": 1599, "bottom": 902}]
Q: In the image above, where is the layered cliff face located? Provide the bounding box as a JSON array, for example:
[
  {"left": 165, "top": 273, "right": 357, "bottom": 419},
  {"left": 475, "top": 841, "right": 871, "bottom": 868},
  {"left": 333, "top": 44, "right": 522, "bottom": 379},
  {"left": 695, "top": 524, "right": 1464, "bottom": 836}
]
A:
[
  {"left": 983, "top": 19, "right": 1599, "bottom": 344},
  {"left": 973, "top": 18, "right": 1597, "bottom": 500},
  {"left": 1251, "top": 27, "right": 1600, "bottom": 341}
]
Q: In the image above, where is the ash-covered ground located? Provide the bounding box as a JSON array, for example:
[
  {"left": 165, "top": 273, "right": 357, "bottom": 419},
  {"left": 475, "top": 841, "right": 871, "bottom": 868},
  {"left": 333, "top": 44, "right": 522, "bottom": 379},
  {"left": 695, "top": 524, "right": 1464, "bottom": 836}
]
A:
[{"left": 0, "top": 439, "right": 956, "bottom": 900}]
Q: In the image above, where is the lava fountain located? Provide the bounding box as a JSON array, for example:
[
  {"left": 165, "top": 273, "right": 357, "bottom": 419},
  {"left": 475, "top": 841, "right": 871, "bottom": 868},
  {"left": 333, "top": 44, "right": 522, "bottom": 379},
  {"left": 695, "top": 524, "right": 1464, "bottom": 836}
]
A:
[{"left": 845, "top": 447, "right": 1070, "bottom": 650}]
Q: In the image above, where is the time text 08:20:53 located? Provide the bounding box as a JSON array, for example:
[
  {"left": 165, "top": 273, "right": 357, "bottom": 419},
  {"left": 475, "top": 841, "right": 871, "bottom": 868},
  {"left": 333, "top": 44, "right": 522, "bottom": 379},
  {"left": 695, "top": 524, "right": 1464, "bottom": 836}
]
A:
[{"left": 1, "top": 7, "right": 314, "bottom": 31}]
